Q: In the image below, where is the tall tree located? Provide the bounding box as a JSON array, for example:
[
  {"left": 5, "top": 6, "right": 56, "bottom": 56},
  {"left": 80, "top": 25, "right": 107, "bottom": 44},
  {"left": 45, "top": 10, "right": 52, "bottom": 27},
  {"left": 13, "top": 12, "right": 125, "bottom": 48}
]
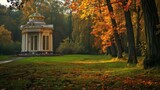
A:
[
  {"left": 72, "top": 14, "right": 95, "bottom": 54},
  {"left": 122, "top": 0, "right": 137, "bottom": 64},
  {"left": 141, "top": 0, "right": 160, "bottom": 69},
  {"left": 132, "top": 0, "right": 143, "bottom": 56},
  {"left": 44, "top": 0, "right": 71, "bottom": 51},
  {"left": 68, "top": 11, "right": 73, "bottom": 41},
  {"left": 0, "top": 25, "right": 12, "bottom": 45},
  {"left": 0, "top": 25, "right": 13, "bottom": 54},
  {"left": 106, "top": 0, "right": 123, "bottom": 58},
  {"left": 135, "top": 6, "right": 142, "bottom": 56}
]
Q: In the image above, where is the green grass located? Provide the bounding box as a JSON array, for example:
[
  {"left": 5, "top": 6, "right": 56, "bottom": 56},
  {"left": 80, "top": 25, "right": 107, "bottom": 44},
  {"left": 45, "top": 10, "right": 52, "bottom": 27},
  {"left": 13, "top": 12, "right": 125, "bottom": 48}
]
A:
[
  {"left": 19, "top": 54, "right": 111, "bottom": 62},
  {"left": 0, "top": 55, "right": 160, "bottom": 90},
  {"left": 0, "top": 55, "right": 16, "bottom": 61}
]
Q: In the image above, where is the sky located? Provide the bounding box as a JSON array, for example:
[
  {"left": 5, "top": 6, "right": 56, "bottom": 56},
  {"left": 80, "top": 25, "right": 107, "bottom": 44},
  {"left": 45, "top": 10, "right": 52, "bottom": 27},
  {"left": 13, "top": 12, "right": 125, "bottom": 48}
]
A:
[{"left": 0, "top": 0, "right": 11, "bottom": 6}]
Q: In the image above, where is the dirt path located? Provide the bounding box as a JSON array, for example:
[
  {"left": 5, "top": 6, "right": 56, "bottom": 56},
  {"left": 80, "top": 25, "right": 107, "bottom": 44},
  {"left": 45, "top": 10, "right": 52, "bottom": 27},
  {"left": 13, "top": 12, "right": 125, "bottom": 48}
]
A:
[{"left": 0, "top": 57, "right": 25, "bottom": 64}]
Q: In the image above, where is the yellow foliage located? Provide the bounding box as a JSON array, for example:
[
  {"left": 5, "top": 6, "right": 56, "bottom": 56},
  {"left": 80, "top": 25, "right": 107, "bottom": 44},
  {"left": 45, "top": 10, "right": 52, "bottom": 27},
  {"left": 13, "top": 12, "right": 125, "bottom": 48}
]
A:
[
  {"left": 70, "top": 0, "right": 127, "bottom": 52},
  {"left": 0, "top": 25, "right": 13, "bottom": 45}
]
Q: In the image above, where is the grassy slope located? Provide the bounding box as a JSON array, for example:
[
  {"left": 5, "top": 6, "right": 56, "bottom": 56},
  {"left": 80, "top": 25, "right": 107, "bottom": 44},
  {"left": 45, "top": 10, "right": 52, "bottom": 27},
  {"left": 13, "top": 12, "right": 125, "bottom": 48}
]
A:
[
  {"left": 0, "top": 55, "right": 16, "bottom": 61},
  {"left": 0, "top": 55, "right": 160, "bottom": 90}
]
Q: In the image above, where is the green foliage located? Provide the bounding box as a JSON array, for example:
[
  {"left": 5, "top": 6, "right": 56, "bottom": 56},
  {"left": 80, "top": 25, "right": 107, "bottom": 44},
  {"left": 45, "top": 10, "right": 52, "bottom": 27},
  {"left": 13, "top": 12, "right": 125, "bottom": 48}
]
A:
[
  {"left": 57, "top": 38, "right": 85, "bottom": 54},
  {"left": 0, "top": 41, "right": 21, "bottom": 55},
  {"left": 43, "top": 0, "right": 71, "bottom": 50},
  {"left": 57, "top": 14, "right": 98, "bottom": 54},
  {"left": 0, "top": 15, "right": 21, "bottom": 55},
  {"left": 71, "top": 14, "right": 97, "bottom": 54},
  {"left": 0, "top": 4, "right": 22, "bottom": 41}
]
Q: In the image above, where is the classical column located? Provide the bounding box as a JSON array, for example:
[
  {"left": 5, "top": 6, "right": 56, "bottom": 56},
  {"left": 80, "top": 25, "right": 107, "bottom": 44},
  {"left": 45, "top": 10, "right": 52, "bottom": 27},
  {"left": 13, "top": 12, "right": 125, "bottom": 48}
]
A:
[
  {"left": 50, "top": 32, "right": 53, "bottom": 51},
  {"left": 42, "top": 35, "right": 44, "bottom": 51},
  {"left": 26, "top": 32, "right": 28, "bottom": 51},
  {"left": 31, "top": 36, "right": 33, "bottom": 51},
  {"left": 21, "top": 33, "right": 23, "bottom": 52},
  {"left": 21, "top": 33, "right": 24, "bottom": 52},
  {"left": 33, "top": 36, "right": 35, "bottom": 51},
  {"left": 46, "top": 36, "right": 49, "bottom": 51},
  {"left": 44, "top": 36, "right": 47, "bottom": 51},
  {"left": 38, "top": 32, "right": 41, "bottom": 51},
  {"left": 48, "top": 33, "right": 50, "bottom": 51},
  {"left": 24, "top": 33, "right": 26, "bottom": 51},
  {"left": 28, "top": 35, "right": 31, "bottom": 51}
]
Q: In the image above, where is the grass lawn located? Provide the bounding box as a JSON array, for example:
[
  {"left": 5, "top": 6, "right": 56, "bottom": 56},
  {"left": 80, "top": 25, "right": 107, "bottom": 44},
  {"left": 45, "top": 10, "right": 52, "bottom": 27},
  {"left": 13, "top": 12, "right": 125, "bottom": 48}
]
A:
[
  {"left": 0, "top": 55, "right": 16, "bottom": 61},
  {"left": 0, "top": 55, "right": 160, "bottom": 90}
]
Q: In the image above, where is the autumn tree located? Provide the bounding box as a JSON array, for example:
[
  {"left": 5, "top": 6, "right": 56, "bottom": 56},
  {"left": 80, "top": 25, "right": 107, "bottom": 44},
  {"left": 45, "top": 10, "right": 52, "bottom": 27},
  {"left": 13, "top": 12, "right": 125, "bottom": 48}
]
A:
[
  {"left": 136, "top": 1, "right": 143, "bottom": 56},
  {"left": 141, "top": 0, "right": 160, "bottom": 69},
  {"left": 0, "top": 25, "right": 13, "bottom": 54},
  {"left": 0, "top": 25, "right": 12, "bottom": 45},
  {"left": 106, "top": 0, "right": 123, "bottom": 58},
  {"left": 70, "top": 0, "right": 124, "bottom": 56},
  {"left": 121, "top": 0, "right": 137, "bottom": 64},
  {"left": 131, "top": 0, "right": 143, "bottom": 56}
]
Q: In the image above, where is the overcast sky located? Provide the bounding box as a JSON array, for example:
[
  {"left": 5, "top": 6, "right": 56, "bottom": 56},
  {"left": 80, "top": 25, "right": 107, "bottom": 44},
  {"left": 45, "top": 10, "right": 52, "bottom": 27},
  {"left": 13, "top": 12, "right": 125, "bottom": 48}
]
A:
[{"left": 0, "top": 0, "right": 11, "bottom": 6}]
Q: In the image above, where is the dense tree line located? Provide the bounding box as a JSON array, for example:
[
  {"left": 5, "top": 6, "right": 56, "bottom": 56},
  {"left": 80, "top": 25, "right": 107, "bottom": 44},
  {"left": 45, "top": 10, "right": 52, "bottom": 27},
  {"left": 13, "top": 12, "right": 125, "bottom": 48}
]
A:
[{"left": 0, "top": 4, "right": 21, "bottom": 54}]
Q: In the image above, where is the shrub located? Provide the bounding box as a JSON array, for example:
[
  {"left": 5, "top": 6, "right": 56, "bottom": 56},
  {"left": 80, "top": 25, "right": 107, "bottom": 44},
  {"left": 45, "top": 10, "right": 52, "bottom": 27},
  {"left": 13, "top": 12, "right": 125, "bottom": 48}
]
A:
[
  {"left": 0, "top": 41, "right": 21, "bottom": 55},
  {"left": 57, "top": 38, "right": 85, "bottom": 54}
]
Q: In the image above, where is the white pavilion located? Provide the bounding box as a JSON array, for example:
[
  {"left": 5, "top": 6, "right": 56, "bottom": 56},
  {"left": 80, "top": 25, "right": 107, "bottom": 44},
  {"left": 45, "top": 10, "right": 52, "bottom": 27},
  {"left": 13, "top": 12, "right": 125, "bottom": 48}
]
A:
[{"left": 20, "top": 9, "right": 53, "bottom": 54}]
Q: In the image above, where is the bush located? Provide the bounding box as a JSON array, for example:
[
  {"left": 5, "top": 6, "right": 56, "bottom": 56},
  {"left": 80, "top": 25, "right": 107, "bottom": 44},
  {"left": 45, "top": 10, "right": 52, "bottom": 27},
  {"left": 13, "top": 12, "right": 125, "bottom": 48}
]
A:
[
  {"left": 57, "top": 38, "right": 85, "bottom": 54},
  {"left": 139, "top": 41, "right": 147, "bottom": 56},
  {"left": 0, "top": 41, "right": 21, "bottom": 55}
]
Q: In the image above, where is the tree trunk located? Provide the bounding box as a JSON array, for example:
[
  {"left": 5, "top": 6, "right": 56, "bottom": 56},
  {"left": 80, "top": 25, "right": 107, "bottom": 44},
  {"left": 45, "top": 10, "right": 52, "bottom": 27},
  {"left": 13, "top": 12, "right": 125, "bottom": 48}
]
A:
[
  {"left": 68, "top": 10, "right": 73, "bottom": 41},
  {"left": 141, "top": 0, "right": 160, "bottom": 69},
  {"left": 106, "top": 0, "right": 123, "bottom": 58},
  {"left": 122, "top": 33, "right": 128, "bottom": 53},
  {"left": 111, "top": 41, "right": 117, "bottom": 57},
  {"left": 123, "top": 1, "right": 137, "bottom": 64},
  {"left": 106, "top": 46, "right": 112, "bottom": 55},
  {"left": 136, "top": 6, "right": 142, "bottom": 56}
]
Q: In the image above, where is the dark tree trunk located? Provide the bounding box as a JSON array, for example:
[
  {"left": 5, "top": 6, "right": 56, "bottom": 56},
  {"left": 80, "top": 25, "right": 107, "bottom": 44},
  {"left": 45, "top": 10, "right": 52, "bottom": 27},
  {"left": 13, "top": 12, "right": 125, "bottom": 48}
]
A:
[
  {"left": 106, "top": 0, "right": 123, "bottom": 58},
  {"left": 68, "top": 10, "right": 73, "bottom": 41},
  {"left": 111, "top": 41, "right": 117, "bottom": 57},
  {"left": 120, "top": 33, "right": 128, "bottom": 53},
  {"left": 136, "top": 6, "right": 142, "bottom": 56},
  {"left": 122, "top": 1, "right": 137, "bottom": 64},
  {"left": 141, "top": 0, "right": 160, "bottom": 69},
  {"left": 106, "top": 46, "right": 112, "bottom": 55}
]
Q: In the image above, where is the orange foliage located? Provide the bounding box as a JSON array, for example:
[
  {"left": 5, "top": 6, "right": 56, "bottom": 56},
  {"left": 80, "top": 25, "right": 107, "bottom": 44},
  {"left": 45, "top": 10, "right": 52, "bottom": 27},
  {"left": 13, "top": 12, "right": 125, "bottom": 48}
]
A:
[
  {"left": 69, "top": 0, "right": 133, "bottom": 52},
  {"left": 123, "top": 0, "right": 132, "bottom": 11}
]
